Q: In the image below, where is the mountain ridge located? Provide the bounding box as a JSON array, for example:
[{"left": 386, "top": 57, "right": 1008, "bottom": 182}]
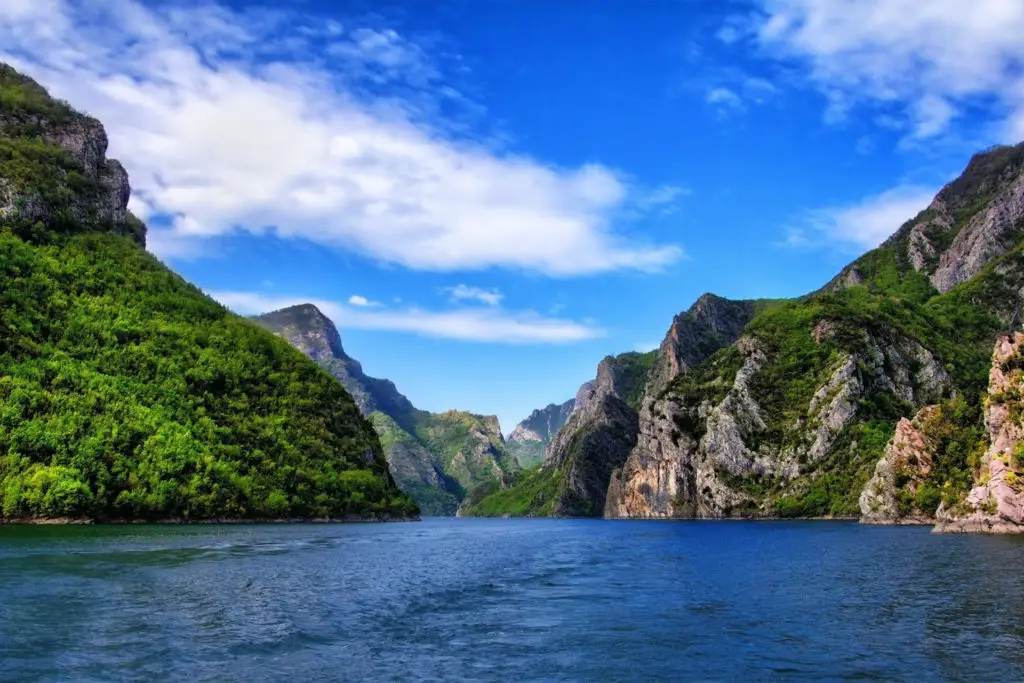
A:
[{"left": 254, "top": 304, "right": 518, "bottom": 515}]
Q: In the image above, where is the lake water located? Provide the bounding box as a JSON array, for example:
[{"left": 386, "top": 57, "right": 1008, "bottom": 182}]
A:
[{"left": 2, "top": 519, "right": 1024, "bottom": 682}]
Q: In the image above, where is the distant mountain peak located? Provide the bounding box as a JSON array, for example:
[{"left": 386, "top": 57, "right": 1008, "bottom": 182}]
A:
[{"left": 253, "top": 303, "right": 346, "bottom": 361}]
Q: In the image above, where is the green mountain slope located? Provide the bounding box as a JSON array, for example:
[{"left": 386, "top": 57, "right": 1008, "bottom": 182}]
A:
[
  {"left": 254, "top": 304, "right": 518, "bottom": 515},
  {"left": 0, "top": 64, "right": 416, "bottom": 521}
]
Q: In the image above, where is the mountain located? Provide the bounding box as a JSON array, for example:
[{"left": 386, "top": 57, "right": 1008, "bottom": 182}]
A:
[
  {"left": 462, "top": 295, "right": 767, "bottom": 517},
  {"left": 506, "top": 399, "right": 575, "bottom": 468},
  {"left": 0, "top": 64, "right": 416, "bottom": 522},
  {"left": 605, "top": 141, "right": 1024, "bottom": 522},
  {"left": 254, "top": 305, "right": 518, "bottom": 515},
  {"left": 466, "top": 140, "right": 1024, "bottom": 528}
]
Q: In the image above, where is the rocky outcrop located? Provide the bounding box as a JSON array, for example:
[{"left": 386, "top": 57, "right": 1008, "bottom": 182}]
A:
[
  {"left": 0, "top": 64, "right": 142, "bottom": 245},
  {"left": 859, "top": 406, "right": 941, "bottom": 524},
  {"left": 509, "top": 399, "right": 574, "bottom": 443},
  {"left": 539, "top": 353, "right": 650, "bottom": 516},
  {"left": 607, "top": 320, "right": 952, "bottom": 519},
  {"left": 254, "top": 304, "right": 345, "bottom": 361},
  {"left": 936, "top": 333, "right": 1024, "bottom": 534},
  {"left": 648, "top": 294, "right": 763, "bottom": 394}
]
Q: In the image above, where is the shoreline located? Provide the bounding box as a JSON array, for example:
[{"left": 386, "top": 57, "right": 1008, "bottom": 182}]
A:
[{"left": 0, "top": 514, "right": 421, "bottom": 526}]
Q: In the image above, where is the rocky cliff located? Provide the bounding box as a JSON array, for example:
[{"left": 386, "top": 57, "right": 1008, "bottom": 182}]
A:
[
  {"left": 463, "top": 294, "right": 763, "bottom": 517},
  {"left": 828, "top": 142, "right": 1024, "bottom": 300},
  {"left": 255, "top": 305, "right": 516, "bottom": 515},
  {"left": 858, "top": 406, "right": 943, "bottom": 525},
  {"left": 0, "top": 65, "right": 143, "bottom": 245},
  {"left": 935, "top": 333, "right": 1024, "bottom": 533},
  {"left": 605, "top": 141, "right": 1024, "bottom": 522},
  {"left": 506, "top": 399, "right": 575, "bottom": 468}
]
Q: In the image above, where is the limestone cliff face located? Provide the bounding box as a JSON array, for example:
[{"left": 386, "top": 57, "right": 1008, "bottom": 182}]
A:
[
  {"left": 828, "top": 141, "right": 1024, "bottom": 298},
  {"left": 509, "top": 399, "right": 574, "bottom": 443},
  {"left": 936, "top": 333, "right": 1024, "bottom": 533},
  {"left": 255, "top": 305, "right": 514, "bottom": 515},
  {"left": 649, "top": 294, "right": 764, "bottom": 394},
  {"left": 540, "top": 354, "right": 648, "bottom": 516},
  {"left": 472, "top": 293, "right": 759, "bottom": 518},
  {"left": 606, "top": 322, "right": 951, "bottom": 519},
  {"left": 604, "top": 143, "right": 1024, "bottom": 521},
  {"left": 0, "top": 64, "right": 142, "bottom": 245},
  {"left": 859, "top": 406, "right": 941, "bottom": 525}
]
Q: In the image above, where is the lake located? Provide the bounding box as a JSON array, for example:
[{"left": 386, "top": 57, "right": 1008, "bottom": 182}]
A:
[{"left": 2, "top": 519, "right": 1023, "bottom": 682}]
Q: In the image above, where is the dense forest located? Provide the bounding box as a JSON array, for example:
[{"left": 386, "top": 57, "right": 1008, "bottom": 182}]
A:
[{"left": 0, "top": 64, "right": 417, "bottom": 521}]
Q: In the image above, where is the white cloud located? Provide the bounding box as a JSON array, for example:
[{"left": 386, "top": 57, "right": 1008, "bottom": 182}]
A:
[
  {"left": 707, "top": 87, "right": 743, "bottom": 109},
  {"left": 214, "top": 291, "right": 601, "bottom": 344},
  {"left": 0, "top": 0, "right": 681, "bottom": 276},
  {"left": 786, "top": 184, "right": 939, "bottom": 250},
  {"left": 634, "top": 341, "right": 660, "bottom": 353},
  {"left": 348, "top": 294, "right": 381, "bottom": 307},
  {"left": 754, "top": 0, "right": 1024, "bottom": 141},
  {"left": 629, "top": 184, "right": 690, "bottom": 217},
  {"left": 444, "top": 284, "right": 503, "bottom": 306}
]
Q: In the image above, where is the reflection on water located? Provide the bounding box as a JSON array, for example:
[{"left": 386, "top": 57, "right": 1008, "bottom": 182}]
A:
[{"left": 2, "top": 519, "right": 1024, "bottom": 682}]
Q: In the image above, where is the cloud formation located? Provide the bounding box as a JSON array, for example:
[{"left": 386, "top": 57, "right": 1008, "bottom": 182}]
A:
[
  {"left": 753, "top": 0, "right": 1024, "bottom": 141},
  {"left": 444, "top": 285, "right": 503, "bottom": 307},
  {"left": 213, "top": 291, "right": 601, "bottom": 344},
  {"left": 784, "top": 184, "right": 939, "bottom": 250},
  {"left": 347, "top": 295, "right": 381, "bottom": 307},
  {"left": 0, "top": 0, "right": 681, "bottom": 276}
]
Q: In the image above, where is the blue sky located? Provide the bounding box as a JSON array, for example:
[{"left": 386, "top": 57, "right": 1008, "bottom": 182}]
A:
[{"left": 3, "top": 0, "right": 1024, "bottom": 432}]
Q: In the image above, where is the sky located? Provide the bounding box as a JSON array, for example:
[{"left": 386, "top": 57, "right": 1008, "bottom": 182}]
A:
[{"left": 3, "top": 0, "right": 1024, "bottom": 433}]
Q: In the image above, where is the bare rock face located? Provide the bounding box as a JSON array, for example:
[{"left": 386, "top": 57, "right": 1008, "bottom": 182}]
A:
[
  {"left": 929, "top": 153, "right": 1024, "bottom": 293},
  {"left": 255, "top": 304, "right": 345, "bottom": 362},
  {"left": 606, "top": 322, "right": 952, "bottom": 519},
  {"left": 826, "top": 142, "right": 1024, "bottom": 297},
  {"left": 936, "top": 333, "right": 1024, "bottom": 533},
  {"left": 0, "top": 65, "right": 142, "bottom": 245},
  {"left": 543, "top": 353, "right": 648, "bottom": 516},
  {"left": 859, "top": 406, "right": 941, "bottom": 524},
  {"left": 649, "top": 294, "right": 761, "bottom": 394},
  {"left": 607, "top": 337, "right": 767, "bottom": 518}
]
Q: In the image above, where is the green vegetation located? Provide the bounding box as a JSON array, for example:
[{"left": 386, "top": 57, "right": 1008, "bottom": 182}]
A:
[
  {"left": 459, "top": 466, "right": 561, "bottom": 517},
  {"left": 615, "top": 350, "right": 657, "bottom": 411},
  {"left": 0, "top": 228, "right": 416, "bottom": 520},
  {"left": 370, "top": 411, "right": 459, "bottom": 516},
  {"left": 411, "top": 410, "right": 518, "bottom": 491},
  {"left": 665, "top": 206, "right": 1017, "bottom": 517},
  {"left": 0, "top": 65, "right": 416, "bottom": 521},
  {"left": 507, "top": 439, "right": 546, "bottom": 469}
]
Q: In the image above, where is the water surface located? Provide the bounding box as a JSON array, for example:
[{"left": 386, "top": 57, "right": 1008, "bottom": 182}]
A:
[{"left": 2, "top": 519, "right": 1023, "bottom": 682}]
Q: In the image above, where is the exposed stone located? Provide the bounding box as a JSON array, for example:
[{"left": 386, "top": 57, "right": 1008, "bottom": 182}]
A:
[
  {"left": 936, "top": 333, "right": 1024, "bottom": 533},
  {"left": 648, "top": 294, "right": 761, "bottom": 395},
  {"left": 0, "top": 65, "right": 142, "bottom": 244},
  {"left": 859, "top": 406, "right": 941, "bottom": 525}
]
